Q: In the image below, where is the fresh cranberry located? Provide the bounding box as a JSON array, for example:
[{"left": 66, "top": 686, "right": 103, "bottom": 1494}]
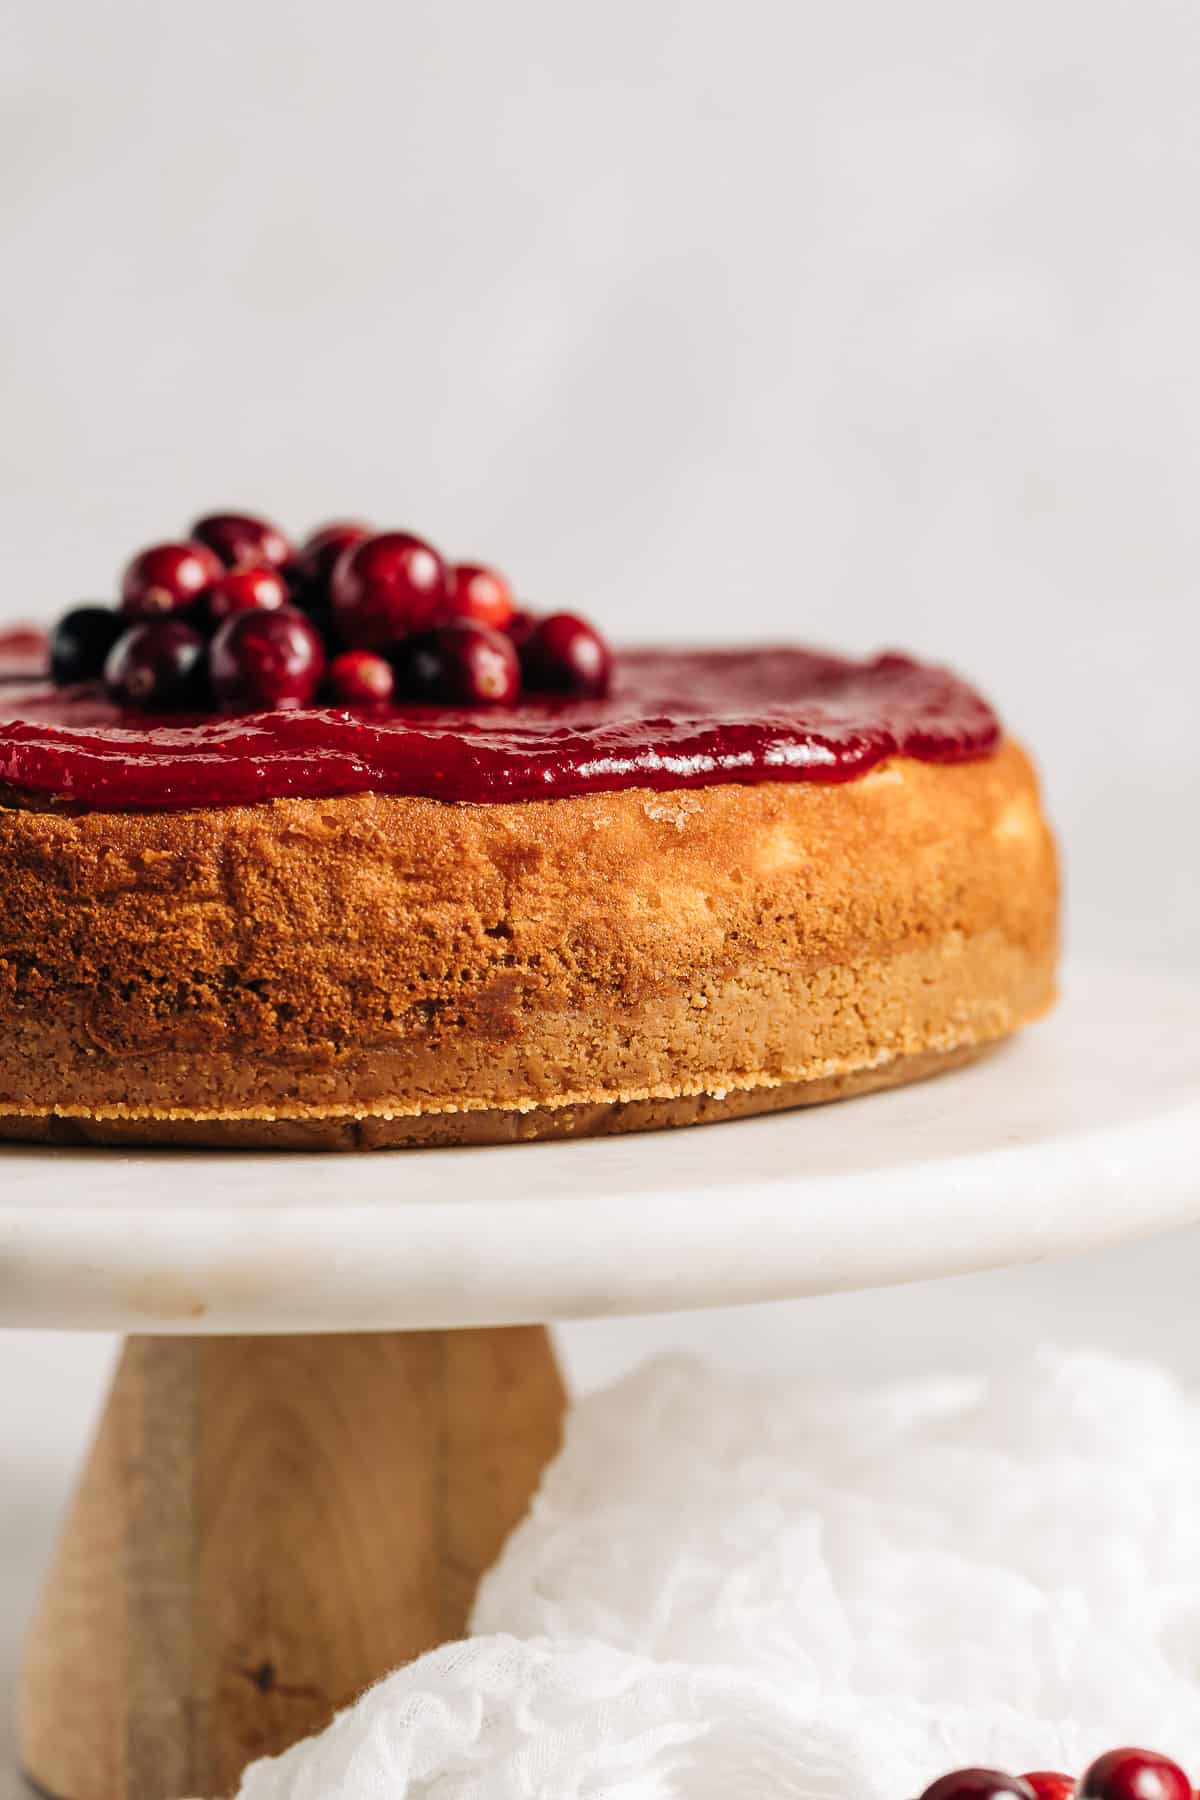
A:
[
  {"left": 49, "top": 607, "right": 123, "bottom": 685},
  {"left": 505, "top": 608, "right": 539, "bottom": 651},
  {"left": 331, "top": 531, "right": 448, "bottom": 648},
  {"left": 104, "top": 619, "right": 207, "bottom": 709},
  {"left": 210, "top": 605, "right": 326, "bottom": 710},
  {"left": 1080, "top": 1752, "right": 1191, "bottom": 1800},
  {"left": 521, "top": 611, "right": 611, "bottom": 696},
  {"left": 443, "top": 563, "right": 515, "bottom": 630},
  {"left": 191, "top": 511, "right": 292, "bottom": 570},
  {"left": 1022, "top": 1777, "right": 1076, "bottom": 1800},
  {"left": 328, "top": 649, "right": 395, "bottom": 704},
  {"left": 398, "top": 621, "right": 520, "bottom": 705},
  {"left": 296, "top": 522, "right": 372, "bottom": 594},
  {"left": 919, "top": 1774, "right": 1035, "bottom": 1800},
  {"left": 120, "top": 542, "right": 221, "bottom": 618},
  {"left": 205, "top": 565, "right": 289, "bottom": 626}
]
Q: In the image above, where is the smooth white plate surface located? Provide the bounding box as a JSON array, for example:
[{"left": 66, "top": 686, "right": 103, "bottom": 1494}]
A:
[{"left": 0, "top": 959, "right": 1197, "bottom": 1333}]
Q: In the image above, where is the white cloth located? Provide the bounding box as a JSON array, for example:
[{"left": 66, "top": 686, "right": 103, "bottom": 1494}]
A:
[{"left": 237, "top": 1349, "right": 1200, "bottom": 1798}]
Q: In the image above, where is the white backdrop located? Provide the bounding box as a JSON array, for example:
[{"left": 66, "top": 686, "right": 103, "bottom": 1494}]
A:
[{"left": 1, "top": 4, "right": 1199, "bottom": 1775}]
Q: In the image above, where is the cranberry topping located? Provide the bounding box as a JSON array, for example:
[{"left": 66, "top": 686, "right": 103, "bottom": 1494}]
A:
[
  {"left": 918, "top": 1774, "right": 1035, "bottom": 1800},
  {"left": 49, "top": 607, "right": 124, "bottom": 685},
  {"left": 522, "top": 611, "right": 611, "bottom": 696},
  {"left": 444, "top": 563, "right": 515, "bottom": 630},
  {"left": 210, "top": 606, "right": 326, "bottom": 710},
  {"left": 15, "top": 646, "right": 1002, "bottom": 809},
  {"left": 398, "top": 621, "right": 520, "bottom": 705},
  {"left": 1079, "top": 1752, "right": 1191, "bottom": 1800},
  {"left": 205, "top": 565, "right": 290, "bottom": 626},
  {"left": 120, "top": 542, "right": 221, "bottom": 619},
  {"left": 331, "top": 531, "right": 448, "bottom": 648},
  {"left": 27, "top": 511, "right": 1004, "bottom": 807},
  {"left": 329, "top": 649, "right": 395, "bottom": 705},
  {"left": 104, "top": 620, "right": 207, "bottom": 709},
  {"left": 191, "top": 511, "right": 292, "bottom": 571}
]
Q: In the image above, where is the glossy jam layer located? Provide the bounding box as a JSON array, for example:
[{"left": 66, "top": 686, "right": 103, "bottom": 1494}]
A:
[{"left": 0, "top": 634, "right": 1001, "bottom": 811}]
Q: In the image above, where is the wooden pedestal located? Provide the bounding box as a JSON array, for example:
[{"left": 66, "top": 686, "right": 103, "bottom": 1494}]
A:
[{"left": 19, "top": 1327, "right": 565, "bottom": 1800}]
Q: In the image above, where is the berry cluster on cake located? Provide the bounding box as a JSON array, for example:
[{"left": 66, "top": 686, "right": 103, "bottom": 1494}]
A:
[
  {"left": 50, "top": 514, "right": 610, "bottom": 714},
  {"left": 0, "top": 509, "right": 1058, "bottom": 1150}
]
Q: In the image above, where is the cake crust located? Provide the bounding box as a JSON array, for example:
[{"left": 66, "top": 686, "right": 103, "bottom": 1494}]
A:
[
  {"left": 0, "top": 1044, "right": 995, "bottom": 1150},
  {"left": 0, "top": 741, "right": 1058, "bottom": 1148}
]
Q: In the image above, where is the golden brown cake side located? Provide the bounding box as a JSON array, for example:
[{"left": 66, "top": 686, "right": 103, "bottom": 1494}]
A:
[{"left": 0, "top": 740, "right": 1058, "bottom": 1147}]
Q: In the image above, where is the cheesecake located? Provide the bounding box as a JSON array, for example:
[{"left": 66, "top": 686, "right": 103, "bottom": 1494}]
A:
[{"left": 0, "top": 514, "right": 1058, "bottom": 1149}]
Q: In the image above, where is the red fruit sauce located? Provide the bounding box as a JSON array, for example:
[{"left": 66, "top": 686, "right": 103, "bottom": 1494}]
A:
[{"left": 0, "top": 631, "right": 1001, "bottom": 813}]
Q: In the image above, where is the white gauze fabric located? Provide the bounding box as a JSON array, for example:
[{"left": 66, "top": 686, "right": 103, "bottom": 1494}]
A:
[{"left": 236, "top": 1348, "right": 1200, "bottom": 1799}]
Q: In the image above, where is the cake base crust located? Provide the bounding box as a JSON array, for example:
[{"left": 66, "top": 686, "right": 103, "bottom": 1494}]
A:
[
  {"left": 0, "top": 1041, "right": 993, "bottom": 1151},
  {"left": 0, "top": 740, "right": 1058, "bottom": 1151}
]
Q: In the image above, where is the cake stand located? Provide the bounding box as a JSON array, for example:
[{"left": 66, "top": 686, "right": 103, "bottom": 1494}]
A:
[{"left": 3, "top": 958, "right": 1198, "bottom": 1800}]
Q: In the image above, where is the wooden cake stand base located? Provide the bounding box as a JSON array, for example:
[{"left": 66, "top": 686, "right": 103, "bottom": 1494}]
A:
[{"left": 18, "top": 1327, "right": 565, "bottom": 1800}]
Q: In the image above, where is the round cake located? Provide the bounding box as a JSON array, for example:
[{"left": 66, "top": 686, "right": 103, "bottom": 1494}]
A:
[{"left": 0, "top": 516, "right": 1058, "bottom": 1150}]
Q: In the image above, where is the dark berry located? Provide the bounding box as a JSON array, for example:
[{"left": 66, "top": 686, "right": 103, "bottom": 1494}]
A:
[
  {"left": 1080, "top": 1752, "right": 1191, "bottom": 1800},
  {"left": 120, "top": 542, "right": 221, "bottom": 618},
  {"left": 1022, "top": 1778, "right": 1076, "bottom": 1800},
  {"left": 919, "top": 1774, "right": 1035, "bottom": 1800},
  {"left": 296, "top": 522, "right": 372, "bottom": 594},
  {"left": 331, "top": 531, "right": 448, "bottom": 649},
  {"left": 205, "top": 565, "right": 289, "bottom": 626},
  {"left": 443, "top": 563, "right": 515, "bottom": 629},
  {"left": 505, "top": 608, "right": 538, "bottom": 651},
  {"left": 521, "top": 611, "right": 611, "bottom": 696},
  {"left": 398, "top": 621, "right": 520, "bottom": 705},
  {"left": 328, "top": 649, "right": 395, "bottom": 705},
  {"left": 49, "top": 606, "right": 123, "bottom": 685},
  {"left": 104, "top": 619, "right": 207, "bottom": 709},
  {"left": 191, "top": 511, "right": 292, "bottom": 570},
  {"left": 210, "top": 605, "right": 326, "bottom": 709}
]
